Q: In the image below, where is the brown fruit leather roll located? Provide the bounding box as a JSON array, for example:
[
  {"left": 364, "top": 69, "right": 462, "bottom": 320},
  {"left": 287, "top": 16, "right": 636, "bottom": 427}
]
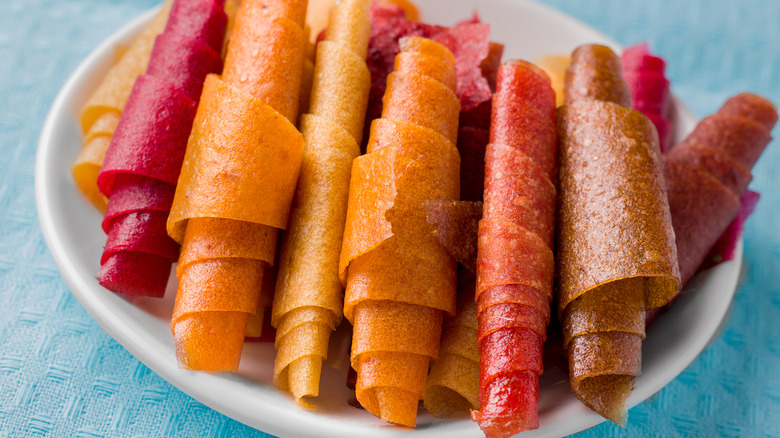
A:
[
  {"left": 665, "top": 92, "right": 777, "bottom": 285},
  {"left": 556, "top": 44, "right": 680, "bottom": 425},
  {"left": 471, "top": 60, "right": 557, "bottom": 437}
]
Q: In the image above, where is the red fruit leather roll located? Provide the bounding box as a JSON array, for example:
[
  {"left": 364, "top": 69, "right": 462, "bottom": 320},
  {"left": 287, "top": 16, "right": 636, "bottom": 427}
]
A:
[
  {"left": 145, "top": 33, "right": 223, "bottom": 101},
  {"left": 164, "top": 0, "right": 228, "bottom": 53},
  {"left": 471, "top": 60, "right": 556, "bottom": 437},
  {"left": 664, "top": 93, "right": 777, "bottom": 285},
  {"left": 96, "top": 0, "right": 227, "bottom": 297},
  {"left": 557, "top": 44, "right": 680, "bottom": 425}
]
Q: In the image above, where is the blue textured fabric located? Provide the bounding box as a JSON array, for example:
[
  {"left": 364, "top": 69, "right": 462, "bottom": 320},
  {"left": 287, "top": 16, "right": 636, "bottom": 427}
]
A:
[{"left": 1, "top": 0, "right": 778, "bottom": 437}]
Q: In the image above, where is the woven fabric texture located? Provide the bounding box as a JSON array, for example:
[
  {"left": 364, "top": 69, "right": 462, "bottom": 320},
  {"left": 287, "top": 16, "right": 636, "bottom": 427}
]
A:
[{"left": 0, "top": 0, "right": 778, "bottom": 437}]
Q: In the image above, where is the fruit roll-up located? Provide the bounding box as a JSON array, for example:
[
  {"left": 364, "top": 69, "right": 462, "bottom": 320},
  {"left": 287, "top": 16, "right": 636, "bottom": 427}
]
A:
[
  {"left": 339, "top": 36, "right": 460, "bottom": 427},
  {"left": 422, "top": 200, "right": 483, "bottom": 418},
  {"left": 664, "top": 93, "right": 777, "bottom": 285},
  {"left": 73, "top": 1, "right": 172, "bottom": 213},
  {"left": 556, "top": 44, "right": 681, "bottom": 424},
  {"left": 621, "top": 43, "right": 673, "bottom": 152},
  {"left": 470, "top": 60, "right": 557, "bottom": 437},
  {"left": 167, "top": 0, "right": 307, "bottom": 371},
  {"left": 535, "top": 54, "right": 570, "bottom": 107},
  {"left": 271, "top": 0, "right": 371, "bottom": 407},
  {"left": 96, "top": 0, "right": 227, "bottom": 297}
]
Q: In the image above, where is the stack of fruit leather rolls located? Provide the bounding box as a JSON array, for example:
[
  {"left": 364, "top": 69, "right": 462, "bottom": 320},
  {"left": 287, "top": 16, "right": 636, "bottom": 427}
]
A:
[
  {"left": 665, "top": 93, "right": 777, "bottom": 285},
  {"left": 272, "top": 0, "right": 371, "bottom": 407},
  {"left": 73, "top": 1, "right": 172, "bottom": 212},
  {"left": 96, "top": 0, "right": 227, "bottom": 297},
  {"left": 556, "top": 44, "right": 681, "bottom": 424},
  {"left": 469, "top": 60, "right": 557, "bottom": 437},
  {"left": 339, "top": 36, "right": 460, "bottom": 427},
  {"left": 167, "top": 0, "right": 307, "bottom": 371}
]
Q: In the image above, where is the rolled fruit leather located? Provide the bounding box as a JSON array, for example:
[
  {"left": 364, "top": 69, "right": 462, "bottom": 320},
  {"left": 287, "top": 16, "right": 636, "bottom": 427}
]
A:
[
  {"left": 621, "top": 43, "right": 673, "bottom": 152},
  {"left": 339, "top": 36, "right": 460, "bottom": 428},
  {"left": 664, "top": 92, "right": 777, "bottom": 286},
  {"left": 423, "top": 200, "right": 483, "bottom": 418},
  {"left": 422, "top": 39, "right": 506, "bottom": 422},
  {"left": 72, "top": 1, "right": 173, "bottom": 213},
  {"left": 469, "top": 60, "right": 557, "bottom": 437},
  {"left": 166, "top": 0, "right": 307, "bottom": 371},
  {"left": 272, "top": 0, "right": 371, "bottom": 408},
  {"left": 96, "top": 0, "right": 227, "bottom": 297},
  {"left": 556, "top": 44, "right": 680, "bottom": 425}
]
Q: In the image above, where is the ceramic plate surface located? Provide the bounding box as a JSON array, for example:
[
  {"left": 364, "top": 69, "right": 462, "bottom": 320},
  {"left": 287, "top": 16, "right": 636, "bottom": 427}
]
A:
[{"left": 36, "top": 1, "right": 740, "bottom": 437}]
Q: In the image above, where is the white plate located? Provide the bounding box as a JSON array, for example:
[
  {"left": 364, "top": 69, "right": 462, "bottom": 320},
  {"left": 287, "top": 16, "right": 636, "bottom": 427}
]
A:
[{"left": 35, "top": 1, "right": 740, "bottom": 437}]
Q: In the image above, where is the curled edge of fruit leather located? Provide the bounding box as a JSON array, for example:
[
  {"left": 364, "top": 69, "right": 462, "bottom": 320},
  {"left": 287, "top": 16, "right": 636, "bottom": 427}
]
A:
[{"left": 556, "top": 44, "right": 680, "bottom": 425}]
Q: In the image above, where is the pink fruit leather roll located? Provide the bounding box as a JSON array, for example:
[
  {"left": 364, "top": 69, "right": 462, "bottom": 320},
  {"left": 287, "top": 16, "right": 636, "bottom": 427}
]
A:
[{"left": 621, "top": 43, "right": 673, "bottom": 152}]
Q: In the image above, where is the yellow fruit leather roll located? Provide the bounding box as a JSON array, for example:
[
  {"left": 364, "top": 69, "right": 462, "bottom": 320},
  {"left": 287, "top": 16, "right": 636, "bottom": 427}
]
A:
[
  {"left": 424, "top": 268, "right": 480, "bottom": 418},
  {"left": 72, "top": 1, "right": 172, "bottom": 212},
  {"left": 167, "top": 0, "right": 307, "bottom": 372},
  {"left": 339, "top": 36, "right": 460, "bottom": 428},
  {"left": 556, "top": 44, "right": 680, "bottom": 424},
  {"left": 271, "top": 0, "right": 371, "bottom": 408}
]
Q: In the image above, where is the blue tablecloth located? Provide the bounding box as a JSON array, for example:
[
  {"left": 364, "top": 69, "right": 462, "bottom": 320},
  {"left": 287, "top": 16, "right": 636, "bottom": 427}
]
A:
[{"left": 1, "top": 0, "right": 778, "bottom": 436}]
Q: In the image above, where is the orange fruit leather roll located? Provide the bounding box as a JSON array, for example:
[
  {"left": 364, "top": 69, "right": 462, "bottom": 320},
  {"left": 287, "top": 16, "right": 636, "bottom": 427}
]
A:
[
  {"left": 271, "top": 0, "right": 371, "bottom": 407},
  {"left": 468, "top": 60, "right": 556, "bottom": 437},
  {"left": 339, "top": 36, "right": 460, "bottom": 428},
  {"left": 556, "top": 44, "right": 681, "bottom": 424},
  {"left": 72, "top": 1, "right": 172, "bottom": 212},
  {"left": 166, "top": 0, "right": 307, "bottom": 371},
  {"left": 535, "top": 54, "right": 570, "bottom": 107}
]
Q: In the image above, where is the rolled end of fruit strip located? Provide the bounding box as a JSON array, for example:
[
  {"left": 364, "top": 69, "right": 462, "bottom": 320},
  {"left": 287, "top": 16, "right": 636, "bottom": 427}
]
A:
[
  {"left": 168, "top": 0, "right": 307, "bottom": 371},
  {"left": 79, "top": 1, "right": 172, "bottom": 132},
  {"left": 557, "top": 45, "right": 680, "bottom": 423},
  {"left": 272, "top": 0, "right": 371, "bottom": 406},
  {"left": 340, "top": 36, "right": 460, "bottom": 427},
  {"left": 471, "top": 60, "right": 557, "bottom": 437},
  {"left": 424, "top": 269, "right": 480, "bottom": 418},
  {"left": 72, "top": 114, "right": 119, "bottom": 213},
  {"left": 220, "top": 0, "right": 307, "bottom": 122},
  {"left": 677, "top": 93, "right": 775, "bottom": 170},
  {"left": 534, "top": 54, "right": 570, "bottom": 107},
  {"left": 73, "top": 1, "right": 172, "bottom": 212},
  {"left": 95, "top": 0, "right": 227, "bottom": 297},
  {"left": 620, "top": 43, "right": 673, "bottom": 151},
  {"left": 664, "top": 92, "right": 777, "bottom": 284},
  {"left": 564, "top": 44, "right": 631, "bottom": 107},
  {"left": 422, "top": 202, "right": 482, "bottom": 417}
]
